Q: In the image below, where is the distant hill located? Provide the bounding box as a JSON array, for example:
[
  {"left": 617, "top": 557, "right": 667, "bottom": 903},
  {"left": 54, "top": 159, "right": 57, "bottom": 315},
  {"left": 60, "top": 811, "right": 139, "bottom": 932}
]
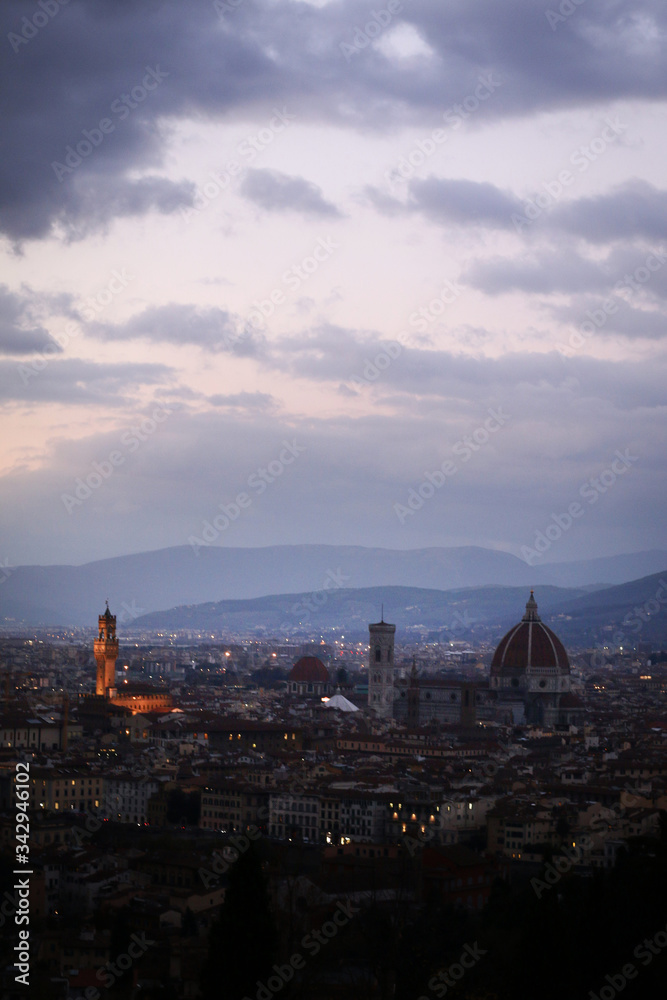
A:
[
  {"left": 1, "top": 543, "right": 665, "bottom": 628},
  {"left": 132, "top": 583, "right": 588, "bottom": 638},
  {"left": 548, "top": 570, "right": 667, "bottom": 645}
]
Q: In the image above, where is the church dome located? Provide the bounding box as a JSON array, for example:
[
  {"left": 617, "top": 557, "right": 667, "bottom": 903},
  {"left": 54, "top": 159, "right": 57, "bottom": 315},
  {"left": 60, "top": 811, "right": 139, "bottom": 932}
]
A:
[
  {"left": 289, "top": 656, "right": 329, "bottom": 683},
  {"left": 490, "top": 592, "right": 569, "bottom": 677}
]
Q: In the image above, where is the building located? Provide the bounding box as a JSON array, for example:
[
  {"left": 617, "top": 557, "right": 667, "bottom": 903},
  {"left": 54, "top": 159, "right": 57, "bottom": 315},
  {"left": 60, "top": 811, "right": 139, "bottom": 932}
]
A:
[
  {"left": 287, "top": 656, "right": 332, "bottom": 698},
  {"left": 368, "top": 616, "right": 396, "bottom": 717},
  {"left": 94, "top": 603, "right": 119, "bottom": 698},
  {"left": 90, "top": 604, "right": 173, "bottom": 713},
  {"left": 490, "top": 591, "right": 584, "bottom": 727}
]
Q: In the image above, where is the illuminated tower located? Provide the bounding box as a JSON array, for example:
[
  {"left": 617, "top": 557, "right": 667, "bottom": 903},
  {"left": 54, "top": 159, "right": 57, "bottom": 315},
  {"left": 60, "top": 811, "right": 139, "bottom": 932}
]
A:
[
  {"left": 368, "top": 612, "right": 396, "bottom": 718},
  {"left": 94, "top": 603, "right": 118, "bottom": 698}
]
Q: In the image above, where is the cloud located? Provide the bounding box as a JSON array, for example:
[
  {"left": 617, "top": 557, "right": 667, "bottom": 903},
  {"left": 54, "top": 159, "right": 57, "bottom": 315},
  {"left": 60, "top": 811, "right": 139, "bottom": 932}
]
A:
[
  {"left": 91, "top": 303, "right": 264, "bottom": 356},
  {"left": 239, "top": 169, "right": 342, "bottom": 217},
  {"left": 0, "top": 285, "right": 63, "bottom": 355},
  {"left": 209, "top": 391, "right": 277, "bottom": 411},
  {"left": 2, "top": 358, "right": 176, "bottom": 406},
  {"left": 3, "top": 0, "right": 667, "bottom": 241},
  {"left": 366, "top": 177, "right": 522, "bottom": 228},
  {"left": 406, "top": 177, "right": 522, "bottom": 228},
  {"left": 551, "top": 180, "right": 667, "bottom": 243},
  {"left": 1, "top": 357, "right": 665, "bottom": 565},
  {"left": 464, "top": 250, "right": 613, "bottom": 296}
]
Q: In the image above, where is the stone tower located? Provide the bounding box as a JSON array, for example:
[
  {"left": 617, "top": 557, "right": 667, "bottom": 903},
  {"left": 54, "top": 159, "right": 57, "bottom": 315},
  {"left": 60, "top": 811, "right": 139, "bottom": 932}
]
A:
[
  {"left": 94, "top": 603, "right": 118, "bottom": 698},
  {"left": 368, "top": 613, "right": 396, "bottom": 718}
]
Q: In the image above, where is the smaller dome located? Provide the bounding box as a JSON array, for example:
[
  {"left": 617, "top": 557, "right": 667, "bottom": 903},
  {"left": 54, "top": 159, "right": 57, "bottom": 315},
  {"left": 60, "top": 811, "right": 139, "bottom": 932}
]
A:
[{"left": 289, "top": 656, "right": 329, "bottom": 683}]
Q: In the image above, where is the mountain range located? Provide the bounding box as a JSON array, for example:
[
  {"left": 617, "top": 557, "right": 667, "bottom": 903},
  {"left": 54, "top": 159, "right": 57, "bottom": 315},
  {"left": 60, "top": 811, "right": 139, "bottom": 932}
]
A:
[
  {"left": 132, "top": 572, "right": 667, "bottom": 647},
  {"left": 1, "top": 544, "right": 666, "bottom": 637}
]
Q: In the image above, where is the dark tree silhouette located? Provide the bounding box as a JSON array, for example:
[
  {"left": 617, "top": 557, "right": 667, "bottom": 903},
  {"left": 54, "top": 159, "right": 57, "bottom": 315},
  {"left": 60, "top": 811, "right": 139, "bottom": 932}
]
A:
[{"left": 201, "top": 842, "right": 278, "bottom": 1000}]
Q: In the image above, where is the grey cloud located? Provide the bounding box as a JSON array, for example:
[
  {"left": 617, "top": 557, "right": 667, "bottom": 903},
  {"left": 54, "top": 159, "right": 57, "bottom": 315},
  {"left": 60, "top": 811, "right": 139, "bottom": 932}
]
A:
[
  {"left": 551, "top": 181, "right": 667, "bottom": 243},
  {"left": 0, "top": 285, "right": 60, "bottom": 355},
  {"left": 239, "top": 169, "right": 342, "bottom": 217},
  {"left": 91, "top": 303, "right": 263, "bottom": 356},
  {"left": 209, "top": 391, "right": 277, "bottom": 411},
  {"left": 263, "top": 325, "right": 667, "bottom": 412},
  {"left": 366, "top": 177, "right": 522, "bottom": 228},
  {"left": 464, "top": 250, "right": 614, "bottom": 295},
  {"left": 2, "top": 358, "right": 175, "bottom": 406},
  {"left": 550, "top": 296, "right": 667, "bottom": 340},
  {"left": 406, "top": 177, "right": 522, "bottom": 228},
  {"left": 3, "top": 0, "right": 667, "bottom": 240}
]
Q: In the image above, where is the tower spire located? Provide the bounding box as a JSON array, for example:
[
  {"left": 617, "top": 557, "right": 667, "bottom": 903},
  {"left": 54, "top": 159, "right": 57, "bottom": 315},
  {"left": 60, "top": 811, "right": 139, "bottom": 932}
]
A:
[{"left": 523, "top": 589, "right": 540, "bottom": 622}]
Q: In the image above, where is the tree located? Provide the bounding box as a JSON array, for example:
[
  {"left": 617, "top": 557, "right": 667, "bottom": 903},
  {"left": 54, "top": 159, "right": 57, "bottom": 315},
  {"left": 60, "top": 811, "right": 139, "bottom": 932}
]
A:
[{"left": 201, "top": 842, "right": 277, "bottom": 999}]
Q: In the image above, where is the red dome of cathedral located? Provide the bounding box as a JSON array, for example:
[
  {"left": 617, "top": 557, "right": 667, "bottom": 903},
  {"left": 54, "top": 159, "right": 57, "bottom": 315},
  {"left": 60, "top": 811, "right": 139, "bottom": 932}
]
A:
[
  {"left": 490, "top": 591, "right": 569, "bottom": 676},
  {"left": 289, "top": 656, "right": 329, "bottom": 683}
]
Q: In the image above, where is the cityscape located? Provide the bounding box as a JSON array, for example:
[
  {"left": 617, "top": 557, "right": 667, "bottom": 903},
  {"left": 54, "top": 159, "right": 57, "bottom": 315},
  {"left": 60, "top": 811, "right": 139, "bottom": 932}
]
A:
[{"left": 2, "top": 0, "right": 667, "bottom": 998}]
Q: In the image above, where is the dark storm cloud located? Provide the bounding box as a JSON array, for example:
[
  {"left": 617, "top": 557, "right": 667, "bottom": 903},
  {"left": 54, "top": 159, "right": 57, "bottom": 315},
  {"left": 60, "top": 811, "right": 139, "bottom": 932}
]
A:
[
  {"left": 551, "top": 181, "right": 667, "bottom": 243},
  {"left": 239, "top": 169, "right": 342, "bottom": 217},
  {"left": 2, "top": 0, "right": 667, "bottom": 241},
  {"left": 91, "top": 303, "right": 264, "bottom": 356},
  {"left": 2, "top": 358, "right": 175, "bottom": 406}
]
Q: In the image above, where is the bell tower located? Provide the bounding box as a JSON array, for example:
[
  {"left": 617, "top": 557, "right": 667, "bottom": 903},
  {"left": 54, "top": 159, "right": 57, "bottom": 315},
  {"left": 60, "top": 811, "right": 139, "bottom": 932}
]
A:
[
  {"left": 368, "top": 612, "right": 396, "bottom": 718},
  {"left": 94, "top": 603, "right": 118, "bottom": 698}
]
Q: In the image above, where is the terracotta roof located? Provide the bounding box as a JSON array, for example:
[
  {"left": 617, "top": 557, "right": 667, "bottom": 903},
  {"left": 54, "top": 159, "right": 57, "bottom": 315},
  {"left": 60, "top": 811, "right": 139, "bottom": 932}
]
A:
[
  {"left": 289, "top": 656, "right": 329, "bottom": 683},
  {"left": 491, "top": 592, "right": 569, "bottom": 676}
]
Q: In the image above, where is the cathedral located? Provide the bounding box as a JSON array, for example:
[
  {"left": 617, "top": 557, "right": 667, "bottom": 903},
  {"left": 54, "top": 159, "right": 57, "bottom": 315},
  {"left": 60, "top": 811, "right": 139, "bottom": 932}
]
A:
[
  {"left": 370, "top": 592, "right": 584, "bottom": 729},
  {"left": 489, "top": 590, "right": 583, "bottom": 727}
]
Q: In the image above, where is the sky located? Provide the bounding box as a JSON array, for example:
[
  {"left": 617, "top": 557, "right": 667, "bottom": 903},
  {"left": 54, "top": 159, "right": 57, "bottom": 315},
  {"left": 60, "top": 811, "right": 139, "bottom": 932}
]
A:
[{"left": 1, "top": 0, "right": 666, "bottom": 569}]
